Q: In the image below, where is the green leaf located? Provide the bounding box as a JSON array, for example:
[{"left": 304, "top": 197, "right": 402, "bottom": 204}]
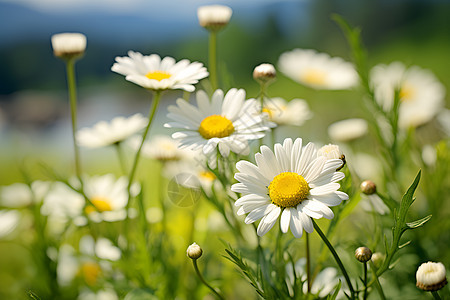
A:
[
  {"left": 327, "top": 280, "right": 342, "bottom": 300},
  {"left": 27, "top": 291, "right": 41, "bottom": 300},
  {"left": 406, "top": 214, "right": 432, "bottom": 229},
  {"left": 124, "top": 289, "right": 159, "bottom": 300}
]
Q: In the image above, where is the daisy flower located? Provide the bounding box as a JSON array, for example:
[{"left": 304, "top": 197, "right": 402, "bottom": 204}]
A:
[
  {"left": 83, "top": 174, "right": 139, "bottom": 223},
  {"left": 111, "top": 51, "right": 208, "bottom": 92},
  {"left": 263, "top": 97, "right": 312, "bottom": 126},
  {"left": 165, "top": 88, "right": 271, "bottom": 158},
  {"left": 328, "top": 118, "right": 368, "bottom": 142},
  {"left": 370, "top": 62, "right": 445, "bottom": 128},
  {"left": 1, "top": 181, "right": 52, "bottom": 207},
  {"left": 77, "top": 113, "right": 148, "bottom": 148},
  {"left": 278, "top": 49, "right": 358, "bottom": 90},
  {"left": 0, "top": 210, "right": 21, "bottom": 238},
  {"left": 128, "top": 134, "right": 191, "bottom": 162},
  {"left": 232, "top": 138, "right": 348, "bottom": 237}
]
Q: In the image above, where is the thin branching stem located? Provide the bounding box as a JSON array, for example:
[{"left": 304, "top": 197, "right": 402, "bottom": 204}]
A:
[{"left": 192, "top": 259, "right": 225, "bottom": 300}]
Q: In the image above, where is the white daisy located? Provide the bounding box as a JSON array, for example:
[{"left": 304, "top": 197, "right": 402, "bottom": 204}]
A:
[
  {"left": 77, "top": 113, "right": 148, "bottom": 148},
  {"left": 51, "top": 32, "right": 87, "bottom": 58},
  {"left": 370, "top": 62, "right": 445, "bottom": 128},
  {"left": 1, "top": 181, "right": 52, "bottom": 207},
  {"left": 263, "top": 97, "right": 312, "bottom": 126},
  {"left": 197, "top": 5, "right": 232, "bottom": 30},
  {"left": 286, "top": 258, "right": 346, "bottom": 299},
  {"left": 111, "top": 51, "right": 208, "bottom": 92},
  {"left": 128, "top": 134, "right": 192, "bottom": 162},
  {"left": 0, "top": 210, "right": 21, "bottom": 238},
  {"left": 231, "top": 138, "right": 348, "bottom": 237},
  {"left": 164, "top": 88, "right": 271, "bottom": 158},
  {"left": 83, "top": 174, "right": 139, "bottom": 223},
  {"left": 41, "top": 181, "right": 85, "bottom": 223},
  {"left": 328, "top": 118, "right": 368, "bottom": 142},
  {"left": 278, "top": 49, "right": 358, "bottom": 90}
]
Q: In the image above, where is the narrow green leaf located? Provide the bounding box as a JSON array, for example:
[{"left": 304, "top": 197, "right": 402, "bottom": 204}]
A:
[
  {"left": 406, "top": 215, "right": 432, "bottom": 229},
  {"left": 27, "top": 291, "right": 41, "bottom": 300},
  {"left": 398, "top": 240, "right": 411, "bottom": 249},
  {"left": 327, "top": 280, "right": 342, "bottom": 300}
]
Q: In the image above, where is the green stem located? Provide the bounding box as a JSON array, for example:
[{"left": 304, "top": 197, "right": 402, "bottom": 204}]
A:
[
  {"left": 432, "top": 291, "right": 442, "bottom": 300},
  {"left": 65, "top": 58, "right": 82, "bottom": 181},
  {"left": 208, "top": 30, "right": 218, "bottom": 91},
  {"left": 114, "top": 142, "right": 127, "bottom": 174},
  {"left": 192, "top": 259, "right": 225, "bottom": 300},
  {"left": 126, "top": 91, "right": 162, "bottom": 208},
  {"left": 258, "top": 83, "right": 267, "bottom": 148},
  {"left": 369, "top": 261, "right": 386, "bottom": 300},
  {"left": 306, "top": 232, "right": 312, "bottom": 294},
  {"left": 363, "top": 262, "right": 368, "bottom": 300},
  {"left": 313, "top": 220, "right": 355, "bottom": 299}
]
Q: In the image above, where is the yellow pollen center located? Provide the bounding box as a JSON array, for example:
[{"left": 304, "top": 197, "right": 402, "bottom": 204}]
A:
[
  {"left": 268, "top": 172, "right": 309, "bottom": 208},
  {"left": 399, "top": 84, "right": 415, "bottom": 102},
  {"left": 145, "top": 71, "right": 171, "bottom": 81},
  {"left": 198, "top": 115, "right": 235, "bottom": 139},
  {"left": 199, "top": 171, "right": 216, "bottom": 181},
  {"left": 302, "top": 69, "right": 326, "bottom": 86},
  {"left": 79, "top": 262, "right": 102, "bottom": 286},
  {"left": 262, "top": 107, "right": 274, "bottom": 118},
  {"left": 85, "top": 197, "right": 113, "bottom": 214}
]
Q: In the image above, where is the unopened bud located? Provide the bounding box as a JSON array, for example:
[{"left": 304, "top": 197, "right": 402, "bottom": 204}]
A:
[
  {"left": 187, "top": 242, "right": 203, "bottom": 260},
  {"left": 253, "top": 63, "right": 276, "bottom": 85},
  {"left": 197, "top": 5, "right": 232, "bottom": 31},
  {"left": 416, "top": 261, "right": 447, "bottom": 291},
  {"left": 361, "top": 180, "right": 376, "bottom": 195},
  {"left": 371, "top": 252, "right": 384, "bottom": 268},
  {"left": 355, "top": 246, "right": 372, "bottom": 263},
  {"left": 51, "top": 33, "right": 87, "bottom": 60}
]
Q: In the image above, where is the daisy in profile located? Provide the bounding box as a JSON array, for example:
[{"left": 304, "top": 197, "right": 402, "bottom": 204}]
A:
[
  {"left": 278, "top": 49, "right": 358, "bottom": 90},
  {"left": 128, "top": 134, "right": 192, "bottom": 162},
  {"left": 83, "top": 174, "right": 139, "bottom": 223},
  {"left": 263, "top": 97, "right": 312, "bottom": 127},
  {"left": 77, "top": 113, "right": 148, "bottom": 148},
  {"left": 165, "top": 88, "right": 271, "bottom": 158},
  {"left": 370, "top": 62, "right": 445, "bottom": 129},
  {"left": 231, "top": 138, "right": 348, "bottom": 237},
  {"left": 327, "top": 118, "right": 368, "bottom": 142},
  {"left": 111, "top": 51, "right": 208, "bottom": 92},
  {"left": 1, "top": 181, "right": 52, "bottom": 207}
]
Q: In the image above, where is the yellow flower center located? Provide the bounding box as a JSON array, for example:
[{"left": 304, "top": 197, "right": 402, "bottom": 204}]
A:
[
  {"left": 302, "top": 69, "right": 326, "bottom": 86},
  {"left": 198, "top": 115, "right": 235, "bottom": 139},
  {"left": 262, "top": 107, "right": 274, "bottom": 119},
  {"left": 85, "top": 197, "right": 113, "bottom": 214},
  {"left": 399, "top": 84, "right": 415, "bottom": 102},
  {"left": 79, "top": 262, "right": 102, "bottom": 286},
  {"left": 268, "top": 172, "right": 309, "bottom": 208},
  {"left": 199, "top": 170, "right": 216, "bottom": 181},
  {"left": 145, "top": 71, "right": 171, "bottom": 81}
]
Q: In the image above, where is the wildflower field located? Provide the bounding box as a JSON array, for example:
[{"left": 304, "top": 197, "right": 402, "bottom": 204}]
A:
[{"left": 0, "top": 2, "right": 449, "bottom": 300}]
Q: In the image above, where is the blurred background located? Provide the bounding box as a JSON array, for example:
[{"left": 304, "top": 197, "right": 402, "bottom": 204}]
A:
[{"left": 0, "top": 0, "right": 449, "bottom": 181}]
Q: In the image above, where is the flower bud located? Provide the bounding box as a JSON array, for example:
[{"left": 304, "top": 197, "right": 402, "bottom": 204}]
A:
[
  {"left": 370, "top": 252, "right": 384, "bottom": 268},
  {"left": 186, "top": 242, "right": 203, "bottom": 260},
  {"left": 197, "top": 5, "right": 232, "bottom": 31},
  {"left": 416, "top": 261, "right": 447, "bottom": 291},
  {"left": 355, "top": 246, "right": 372, "bottom": 263},
  {"left": 51, "top": 33, "right": 87, "bottom": 60},
  {"left": 253, "top": 63, "right": 276, "bottom": 85},
  {"left": 361, "top": 180, "right": 377, "bottom": 195},
  {"left": 317, "top": 144, "right": 345, "bottom": 170}
]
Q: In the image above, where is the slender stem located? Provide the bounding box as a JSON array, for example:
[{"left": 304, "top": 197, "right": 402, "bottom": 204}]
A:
[
  {"left": 313, "top": 220, "right": 355, "bottom": 298},
  {"left": 65, "top": 58, "right": 82, "bottom": 181},
  {"left": 192, "top": 259, "right": 225, "bottom": 300},
  {"left": 369, "top": 261, "right": 386, "bottom": 300},
  {"left": 126, "top": 91, "right": 162, "bottom": 205},
  {"left": 114, "top": 142, "right": 127, "bottom": 174},
  {"left": 258, "top": 83, "right": 267, "bottom": 148},
  {"left": 208, "top": 30, "right": 218, "bottom": 91},
  {"left": 306, "top": 232, "right": 312, "bottom": 294},
  {"left": 431, "top": 291, "right": 442, "bottom": 300},
  {"left": 363, "top": 262, "right": 368, "bottom": 300}
]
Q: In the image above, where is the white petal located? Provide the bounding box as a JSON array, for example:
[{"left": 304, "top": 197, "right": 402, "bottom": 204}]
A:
[
  {"left": 257, "top": 213, "right": 277, "bottom": 236},
  {"left": 245, "top": 204, "right": 270, "bottom": 224},
  {"left": 280, "top": 208, "right": 291, "bottom": 233},
  {"left": 290, "top": 208, "right": 304, "bottom": 238},
  {"left": 262, "top": 204, "right": 281, "bottom": 225},
  {"left": 309, "top": 183, "right": 340, "bottom": 196}
]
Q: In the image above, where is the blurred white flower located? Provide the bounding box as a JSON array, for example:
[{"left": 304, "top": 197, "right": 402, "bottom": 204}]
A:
[
  {"left": 51, "top": 32, "right": 87, "bottom": 58},
  {"left": 83, "top": 174, "right": 139, "bottom": 223},
  {"left": 328, "top": 118, "right": 368, "bottom": 142},
  {"left": 128, "top": 135, "right": 192, "bottom": 162},
  {"left": 77, "top": 113, "right": 148, "bottom": 148},
  {"left": 79, "top": 235, "right": 121, "bottom": 261},
  {"left": 1, "top": 181, "right": 52, "bottom": 207},
  {"left": 41, "top": 182, "right": 84, "bottom": 222},
  {"left": 318, "top": 144, "right": 343, "bottom": 160},
  {"left": 437, "top": 109, "right": 450, "bottom": 136},
  {"left": 360, "top": 194, "right": 390, "bottom": 215},
  {"left": 165, "top": 88, "right": 271, "bottom": 158},
  {"left": 77, "top": 288, "right": 118, "bottom": 300},
  {"left": 278, "top": 49, "right": 358, "bottom": 90},
  {"left": 286, "top": 258, "right": 346, "bottom": 298},
  {"left": 263, "top": 97, "right": 312, "bottom": 126},
  {"left": 422, "top": 144, "right": 437, "bottom": 167},
  {"left": 370, "top": 62, "right": 445, "bottom": 129},
  {"left": 197, "top": 5, "right": 232, "bottom": 30},
  {"left": 0, "top": 210, "right": 21, "bottom": 238},
  {"left": 111, "top": 51, "right": 208, "bottom": 92},
  {"left": 232, "top": 138, "right": 348, "bottom": 237}
]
